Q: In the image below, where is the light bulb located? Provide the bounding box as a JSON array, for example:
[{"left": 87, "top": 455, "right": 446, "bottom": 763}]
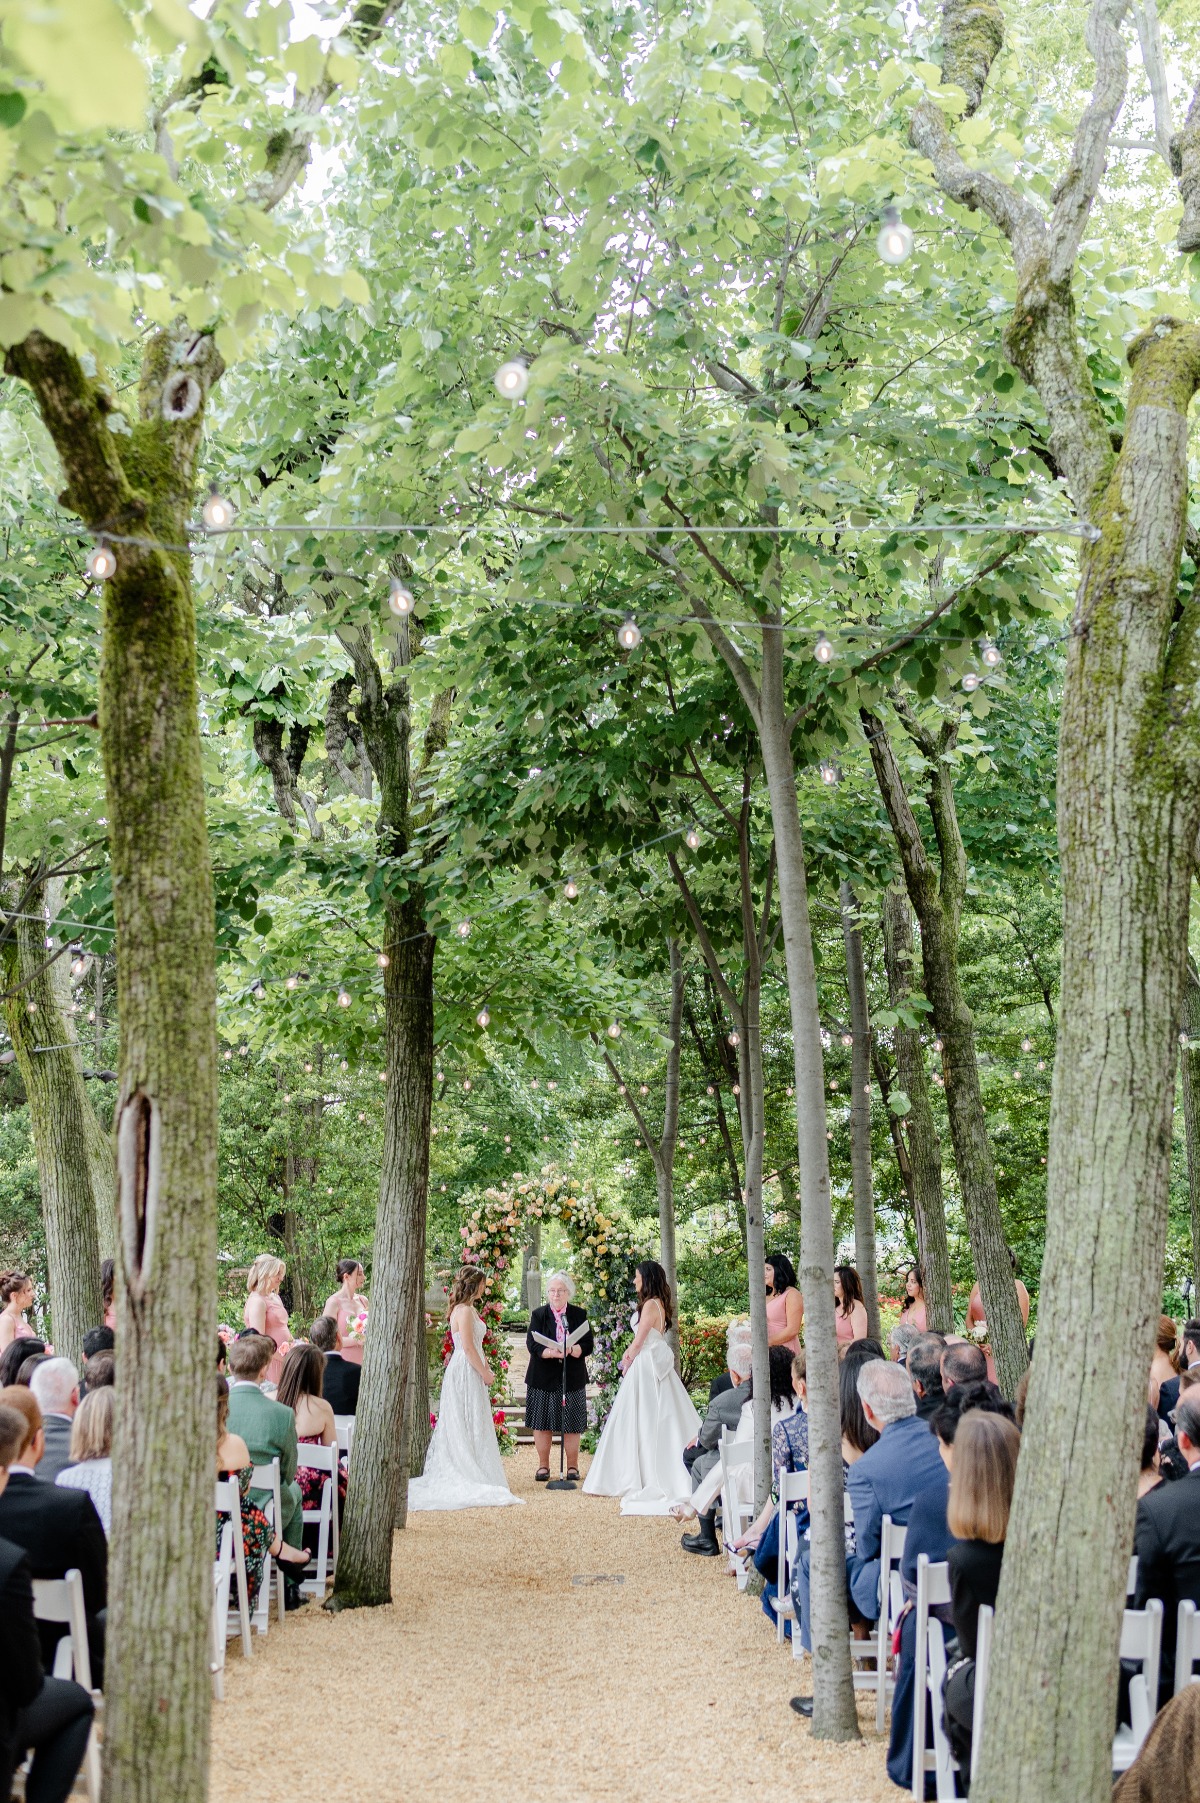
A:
[
  {"left": 1021, "top": 1037, "right": 1033, "bottom": 1053},
  {"left": 1037, "top": 1059, "right": 1046, "bottom": 1071},
  {"left": 933, "top": 1036, "right": 944, "bottom": 1052},
  {"left": 547, "top": 1079, "right": 556, "bottom": 1089},
  {"left": 223, "top": 1047, "right": 232, "bottom": 1059},
  {"left": 685, "top": 828, "right": 701, "bottom": 850},
  {"left": 286, "top": 974, "right": 299, "bottom": 990},
  {"left": 358, "top": 1111, "right": 365, "bottom": 1121},
  {"left": 639, "top": 1084, "right": 648, "bottom": 1094},
  {"left": 618, "top": 1083, "right": 626, "bottom": 1094},
  {"left": 436, "top": 1070, "right": 444, "bottom": 1082},
  {"left": 606, "top": 1022, "right": 621, "bottom": 1039},
  {"left": 202, "top": 488, "right": 234, "bottom": 531},
  {"left": 840, "top": 1031, "right": 853, "bottom": 1046},
  {"left": 728, "top": 1031, "right": 739, "bottom": 1047},
  {"left": 87, "top": 1009, "right": 95, "bottom": 1022},
  {"left": 813, "top": 633, "right": 833, "bottom": 664},
  {"left": 388, "top": 577, "right": 415, "bottom": 617},
  {"left": 377, "top": 952, "right": 390, "bottom": 969},
  {"left": 0, "top": 1050, "right": 13, "bottom": 1066},
  {"left": 980, "top": 640, "right": 1002, "bottom": 668},
  {"left": 819, "top": 759, "right": 840, "bottom": 786},
  {"left": 876, "top": 206, "right": 914, "bottom": 265},
  {"left": 337, "top": 988, "right": 352, "bottom": 1008},
  {"left": 378, "top": 1072, "right": 387, "bottom": 1082},
  {"left": 71, "top": 955, "right": 87, "bottom": 978},
  {"left": 440, "top": 1183, "right": 447, "bottom": 1192},
  {"left": 305, "top": 1062, "right": 313, "bottom": 1073},
  {"left": 732, "top": 1083, "right": 741, "bottom": 1096},
  {"left": 616, "top": 616, "right": 642, "bottom": 650},
  {"left": 463, "top": 1078, "right": 472, "bottom": 1091},
  {"left": 476, "top": 1008, "right": 490, "bottom": 1028},
  {"left": 563, "top": 879, "right": 578, "bottom": 899},
  {"left": 27, "top": 1001, "right": 36, "bottom": 1014},
  {"left": 786, "top": 1085, "right": 793, "bottom": 1097},
  {"left": 494, "top": 359, "right": 529, "bottom": 399},
  {"left": 706, "top": 1085, "right": 714, "bottom": 1095},
  {"left": 961, "top": 670, "right": 982, "bottom": 692},
  {"left": 1013, "top": 1067, "right": 1021, "bottom": 1078},
  {"left": 86, "top": 541, "right": 117, "bottom": 582},
  {"left": 456, "top": 921, "right": 471, "bottom": 939}
]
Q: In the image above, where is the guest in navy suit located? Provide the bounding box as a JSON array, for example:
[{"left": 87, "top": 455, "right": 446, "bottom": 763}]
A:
[{"left": 846, "top": 1360, "right": 949, "bottom": 1621}]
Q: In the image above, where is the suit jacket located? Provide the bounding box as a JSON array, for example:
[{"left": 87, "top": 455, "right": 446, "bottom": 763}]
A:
[
  {"left": 321, "top": 1352, "right": 361, "bottom": 1418},
  {"left": 847, "top": 1412, "right": 948, "bottom": 1620},
  {"left": 0, "top": 1534, "right": 42, "bottom": 1732},
  {"left": 0, "top": 1469, "right": 106, "bottom": 1675},
  {"left": 525, "top": 1304, "right": 593, "bottom": 1393},
  {"left": 688, "top": 1379, "right": 751, "bottom": 1487},
  {"left": 226, "top": 1381, "right": 298, "bottom": 1488},
  {"left": 39, "top": 1415, "right": 75, "bottom": 1484},
  {"left": 1135, "top": 1465, "right": 1200, "bottom": 1689},
  {"left": 709, "top": 1371, "right": 734, "bottom": 1402},
  {"left": 1159, "top": 1376, "right": 1181, "bottom": 1423}
]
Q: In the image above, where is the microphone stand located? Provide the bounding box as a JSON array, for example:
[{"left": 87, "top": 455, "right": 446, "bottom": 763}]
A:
[{"left": 547, "top": 1336, "right": 576, "bottom": 1491}]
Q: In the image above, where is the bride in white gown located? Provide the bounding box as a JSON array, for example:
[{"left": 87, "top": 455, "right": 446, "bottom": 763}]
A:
[
  {"left": 584, "top": 1260, "right": 700, "bottom": 1515},
  {"left": 409, "top": 1268, "right": 523, "bottom": 1512}
]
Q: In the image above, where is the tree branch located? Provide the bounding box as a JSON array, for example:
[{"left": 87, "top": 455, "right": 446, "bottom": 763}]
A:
[{"left": 1046, "top": 0, "right": 1130, "bottom": 287}]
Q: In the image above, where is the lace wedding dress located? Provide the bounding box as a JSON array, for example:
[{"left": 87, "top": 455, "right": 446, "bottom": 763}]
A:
[
  {"left": 583, "top": 1327, "right": 700, "bottom": 1515},
  {"left": 408, "top": 1313, "right": 523, "bottom": 1511}
]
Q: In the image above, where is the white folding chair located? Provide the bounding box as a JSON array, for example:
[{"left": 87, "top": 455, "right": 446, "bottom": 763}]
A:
[
  {"left": 875, "top": 1514, "right": 909, "bottom": 1729},
  {"left": 296, "top": 1442, "right": 340, "bottom": 1596},
  {"left": 912, "top": 1555, "right": 959, "bottom": 1801},
  {"left": 215, "top": 1478, "right": 253, "bottom": 1658},
  {"left": 31, "top": 1569, "right": 101, "bottom": 1803},
  {"left": 1177, "top": 1598, "right": 1200, "bottom": 1694},
  {"left": 211, "top": 1520, "right": 233, "bottom": 1699},
  {"left": 334, "top": 1414, "right": 355, "bottom": 1466},
  {"left": 971, "top": 1605, "right": 993, "bottom": 1785},
  {"left": 250, "top": 1459, "right": 287, "bottom": 1631},
  {"left": 717, "top": 1429, "right": 754, "bottom": 1587},
  {"left": 1113, "top": 1599, "right": 1163, "bottom": 1772},
  {"left": 771, "top": 1468, "right": 809, "bottom": 1646}
]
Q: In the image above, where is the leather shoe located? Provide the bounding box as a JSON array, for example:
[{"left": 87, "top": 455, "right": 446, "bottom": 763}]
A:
[
  {"left": 789, "top": 1696, "right": 813, "bottom": 1718},
  {"left": 680, "top": 1527, "right": 721, "bottom": 1556}
]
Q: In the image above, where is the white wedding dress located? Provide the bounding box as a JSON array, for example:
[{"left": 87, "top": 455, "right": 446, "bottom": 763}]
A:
[
  {"left": 408, "top": 1313, "right": 523, "bottom": 1511},
  {"left": 583, "top": 1327, "right": 700, "bottom": 1515}
]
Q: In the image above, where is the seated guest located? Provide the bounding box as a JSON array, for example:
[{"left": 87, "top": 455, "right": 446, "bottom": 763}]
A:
[
  {"left": 15, "top": 1353, "right": 49, "bottom": 1386},
  {"left": 28, "top": 1361, "right": 80, "bottom": 1483},
  {"left": 678, "top": 1339, "right": 752, "bottom": 1555},
  {"left": 1139, "top": 1404, "right": 1164, "bottom": 1500},
  {"left": 1136, "top": 1390, "right": 1200, "bottom": 1701},
  {"left": 736, "top": 1350, "right": 811, "bottom": 1555},
  {"left": 225, "top": 1335, "right": 304, "bottom": 1602},
  {"left": 942, "top": 1412, "right": 1022, "bottom": 1773},
  {"left": 0, "top": 1402, "right": 95, "bottom": 1803},
  {"left": 1152, "top": 1316, "right": 1180, "bottom": 1422},
  {"left": 275, "top": 1342, "right": 346, "bottom": 1518},
  {"left": 890, "top": 1321, "right": 922, "bottom": 1367},
  {"left": 308, "top": 1315, "right": 359, "bottom": 1416},
  {"left": 82, "top": 1353, "right": 114, "bottom": 1393},
  {"left": 840, "top": 1348, "right": 881, "bottom": 1462},
  {"left": 846, "top": 1360, "right": 949, "bottom": 1623},
  {"left": 0, "top": 1337, "right": 45, "bottom": 1389},
  {"left": 217, "top": 1377, "right": 307, "bottom": 1606},
  {"left": 0, "top": 1387, "right": 106, "bottom": 1682},
  {"left": 908, "top": 1333, "right": 948, "bottom": 1419},
  {"left": 54, "top": 1389, "right": 113, "bottom": 1534},
  {"left": 710, "top": 1322, "right": 751, "bottom": 1401},
  {"left": 942, "top": 1341, "right": 987, "bottom": 1393},
  {"left": 1160, "top": 1319, "right": 1200, "bottom": 1425},
  {"left": 79, "top": 1328, "right": 114, "bottom": 1396},
  {"left": 1112, "top": 1679, "right": 1200, "bottom": 1801}
]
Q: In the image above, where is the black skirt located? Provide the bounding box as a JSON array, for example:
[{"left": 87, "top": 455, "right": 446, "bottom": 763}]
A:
[{"left": 525, "top": 1386, "right": 588, "bottom": 1434}]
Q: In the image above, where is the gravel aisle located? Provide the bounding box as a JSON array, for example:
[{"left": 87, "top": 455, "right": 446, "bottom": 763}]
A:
[{"left": 209, "top": 1446, "right": 896, "bottom": 1803}]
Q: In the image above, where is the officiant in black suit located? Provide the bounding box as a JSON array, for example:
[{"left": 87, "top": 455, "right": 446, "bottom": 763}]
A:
[{"left": 525, "top": 1271, "right": 593, "bottom": 1483}]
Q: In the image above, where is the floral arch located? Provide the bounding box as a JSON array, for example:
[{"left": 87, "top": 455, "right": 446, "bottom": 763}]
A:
[{"left": 456, "top": 1165, "right": 644, "bottom": 1431}]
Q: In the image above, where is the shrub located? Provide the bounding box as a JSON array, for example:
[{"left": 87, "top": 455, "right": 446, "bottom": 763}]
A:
[{"left": 678, "top": 1314, "right": 734, "bottom": 1389}]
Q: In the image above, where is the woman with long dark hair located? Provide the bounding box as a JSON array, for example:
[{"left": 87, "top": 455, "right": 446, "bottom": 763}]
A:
[
  {"left": 276, "top": 1342, "right": 345, "bottom": 1515},
  {"left": 898, "top": 1264, "right": 927, "bottom": 1334},
  {"left": 833, "top": 1264, "right": 869, "bottom": 1346},
  {"left": 765, "top": 1253, "right": 803, "bottom": 1355},
  {"left": 583, "top": 1259, "right": 700, "bottom": 1513},
  {"left": 322, "top": 1257, "right": 369, "bottom": 1366},
  {"left": 408, "top": 1267, "right": 522, "bottom": 1512}
]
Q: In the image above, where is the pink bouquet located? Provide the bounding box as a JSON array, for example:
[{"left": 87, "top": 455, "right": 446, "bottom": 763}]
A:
[{"left": 345, "top": 1302, "right": 369, "bottom": 1345}]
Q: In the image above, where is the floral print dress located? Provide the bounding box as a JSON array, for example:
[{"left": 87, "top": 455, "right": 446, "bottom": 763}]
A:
[{"left": 218, "top": 1464, "right": 274, "bottom": 1606}]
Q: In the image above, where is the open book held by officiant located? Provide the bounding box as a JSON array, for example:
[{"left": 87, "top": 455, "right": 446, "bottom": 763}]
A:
[{"left": 531, "top": 1319, "right": 591, "bottom": 1351}]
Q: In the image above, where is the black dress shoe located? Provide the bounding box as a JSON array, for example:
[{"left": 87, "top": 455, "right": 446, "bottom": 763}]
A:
[
  {"left": 789, "top": 1696, "right": 813, "bottom": 1718},
  {"left": 680, "top": 1527, "right": 721, "bottom": 1556}
]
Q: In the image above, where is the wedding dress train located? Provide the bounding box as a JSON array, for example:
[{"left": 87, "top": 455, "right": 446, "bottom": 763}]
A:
[
  {"left": 408, "top": 1314, "right": 523, "bottom": 1511},
  {"left": 583, "top": 1327, "right": 700, "bottom": 1515}
]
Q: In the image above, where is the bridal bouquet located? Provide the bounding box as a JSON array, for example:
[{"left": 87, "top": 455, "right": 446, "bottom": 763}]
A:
[{"left": 345, "top": 1302, "right": 369, "bottom": 1345}]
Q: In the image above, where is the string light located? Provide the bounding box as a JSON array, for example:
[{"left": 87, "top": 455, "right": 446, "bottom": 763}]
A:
[
  {"left": 728, "top": 1031, "right": 739, "bottom": 1046},
  {"left": 476, "top": 1008, "right": 490, "bottom": 1028},
  {"left": 286, "top": 974, "right": 300, "bottom": 990},
  {"left": 86, "top": 540, "right": 116, "bottom": 582},
  {"left": 462, "top": 1077, "right": 472, "bottom": 1090},
  {"left": 616, "top": 616, "right": 642, "bottom": 650},
  {"left": 70, "top": 947, "right": 87, "bottom": 977},
  {"left": 618, "top": 1083, "right": 626, "bottom": 1094},
  {"left": 436, "top": 1070, "right": 445, "bottom": 1082},
  {"left": 607, "top": 1022, "right": 621, "bottom": 1039},
  {"left": 819, "top": 759, "right": 840, "bottom": 786},
  {"left": 26, "top": 1001, "right": 36, "bottom": 1014},
  {"left": 706, "top": 1084, "right": 715, "bottom": 1095},
  {"left": 840, "top": 1031, "right": 853, "bottom": 1047},
  {"left": 1012, "top": 1067, "right": 1021, "bottom": 1078},
  {"left": 732, "top": 1083, "right": 741, "bottom": 1096},
  {"left": 563, "top": 879, "right": 579, "bottom": 899},
  {"left": 377, "top": 952, "right": 390, "bottom": 968},
  {"left": 337, "top": 988, "right": 352, "bottom": 1008},
  {"left": 961, "top": 670, "right": 982, "bottom": 692},
  {"left": 388, "top": 577, "right": 415, "bottom": 618},
  {"left": 1020, "top": 1037, "right": 1033, "bottom": 1052},
  {"left": 876, "top": 205, "right": 914, "bottom": 265},
  {"left": 547, "top": 1079, "right": 557, "bottom": 1089},
  {"left": 813, "top": 633, "right": 834, "bottom": 664},
  {"left": 980, "top": 640, "right": 1003, "bottom": 669},
  {"left": 685, "top": 828, "right": 701, "bottom": 850},
  {"left": 1037, "top": 1059, "right": 1046, "bottom": 1071},
  {"left": 932, "top": 1037, "right": 944, "bottom": 1053},
  {"left": 494, "top": 359, "right": 530, "bottom": 399},
  {"left": 202, "top": 487, "right": 235, "bottom": 532},
  {"left": 456, "top": 921, "right": 472, "bottom": 939},
  {"left": 639, "top": 1083, "right": 649, "bottom": 1094}
]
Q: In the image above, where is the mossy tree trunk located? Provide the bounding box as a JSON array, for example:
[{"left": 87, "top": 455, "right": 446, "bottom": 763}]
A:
[
  {"left": 913, "top": 4, "right": 1200, "bottom": 1797},
  {"left": 881, "top": 885, "right": 953, "bottom": 1332},
  {"left": 1, "top": 881, "right": 104, "bottom": 1368},
  {"left": 839, "top": 882, "right": 880, "bottom": 1341},
  {"left": 863, "top": 707, "right": 1027, "bottom": 1394},
  {"left": 1180, "top": 960, "right": 1200, "bottom": 1289}
]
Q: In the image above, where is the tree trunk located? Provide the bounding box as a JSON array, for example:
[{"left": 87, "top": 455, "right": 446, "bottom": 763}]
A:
[
  {"left": 738, "top": 973, "right": 771, "bottom": 1507},
  {"left": 657, "top": 936, "right": 684, "bottom": 1326},
  {"left": 407, "top": 1325, "right": 432, "bottom": 1475},
  {"left": 840, "top": 881, "right": 880, "bottom": 1341},
  {"left": 1, "top": 892, "right": 103, "bottom": 1369},
  {"left": 758, "top": 631, "right": 858, "bottom": 1740},
  {"left": 881, "top": 886, "right": 953, "bottom": 1332},
  {"left": 333, "top": 897, "right": 434, "bottom": 1602},
  {"left": 1181, "top": 960, "right": 1200, "bottom": 1289},
  {"left": 864, "top": 712, "right": 1026, "bottom": 1394},
  {"left": 973, "top": 320, "right": 1200, "bottom": 1803}
]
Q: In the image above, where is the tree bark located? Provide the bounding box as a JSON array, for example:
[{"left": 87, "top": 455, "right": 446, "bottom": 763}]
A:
[
  {"left": 1181, "top": 960, "right": 1200, "bottom": 1289},
  {"left": 840, "top": 882, "right": 880, "bottom": 1340},
  {"left": 1, "top": 889, "right": 104, "bottom": 1369},
  {"left": 657, "top": 936, "right": 684, "bottom": 1319},
  {"left": 864, "top": 710, "right": 1026, "bottom": 1393},
  {"left": 881, "top": 886, "right": 953, "bottom": 1332}
]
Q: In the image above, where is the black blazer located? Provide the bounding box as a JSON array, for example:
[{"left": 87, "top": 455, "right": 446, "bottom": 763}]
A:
[
  {"left": 0, "top": 1534, "right": 42, "bottom": 1740},
  {"left": 525, "top": 1303, "right": 593, "bottom": 1393},
  {"left": 321, "top": 1353, "right": 361, "bottom": 1417},
  {"left": 1136, "top": 1466, "right": 1200, "bottom": 1684},
  {"left": 0, "top": 1471, "right": 106, "bottom": 1674}
]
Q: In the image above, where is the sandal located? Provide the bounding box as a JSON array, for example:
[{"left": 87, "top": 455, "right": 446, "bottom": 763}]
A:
[
  {"left": 566, "top": 1468, "right": 580, "bottom": 1481},
  {"left": 536, "top": 1467, "right": 551, "bottom": 1482}
]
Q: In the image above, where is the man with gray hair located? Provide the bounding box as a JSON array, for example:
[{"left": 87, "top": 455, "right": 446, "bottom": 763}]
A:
[
  {"left": 845, "top": 1359, "right": 948, "bottom": 1621},
  {"left": 889, "top": 1321, "right": 921, "bottom": 1366},
  {"left": 679, "top": 1338, "right": 753, "bottom": 1556},
  {"left": 1134, "top": 1389, "right": 1200, "bottom": 1700},
  {"left": 28, "top": 1360, "right": 79, "bottom": 1484}
]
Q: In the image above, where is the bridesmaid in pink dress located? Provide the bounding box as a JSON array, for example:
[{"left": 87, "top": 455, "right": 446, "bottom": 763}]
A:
[
  {"left": 898, "top": 1265, "right": 929, "bottom": 1339},
  {"left": 0, "top": 1272, "right": 35, "bottom": 1355},
  {"left": 833, "top": 1265, "right": 869, "bottom": 1347},
  {"left": 322, "top": 1259, "right": 368, "bottom": 1366},
  {"left": 243, "top": 1254, "right": 291, "bottom": 1386},
  {"left": 764, "top": 1254, "right": 803, "bottom": 1356}
]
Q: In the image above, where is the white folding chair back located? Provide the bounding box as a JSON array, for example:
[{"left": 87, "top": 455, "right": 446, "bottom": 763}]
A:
[
  {"left": 215, "top": 1478, "right": 253, "bottom": 1657},
  {"left": 875, "top": 1515, "right": 909, "bottom": 1729},
  {"left": 334, "top": 1414, "right": 355, "bottom": 1465},
  {"left": 1128, "top": 1555, "right": 1138, "bottom": 1598},
  {"left": 1113, "top": 1599, "right": 1163, "bottom": 1772},
  {"left": 717, "top": 1430, "right": 753, "bottom": 1588},
  {"left": 971, "top": 1605, "right": 993, "bottom": 1784},
  {"left": 250, "top": 1459, "right": 287, "bottom": 1631},
  {"left": 31, "top": 1569, "right": 100, "bottom": 1803},
  {"left": 296, "top": 1441, "right": 340, "bottom": 1595},
  {"left": 912, "top": 1555, "right": 959, "bottom": 1800},
  {"left": 1177, "top": 1598, "right": 1200, "bottom": 1694},
  {"left": 211, "top": 1521, "right": 233, "bottom": 1699},
  {"left": 773, "top": 1468, "right": 808, "bottom": 1646}
]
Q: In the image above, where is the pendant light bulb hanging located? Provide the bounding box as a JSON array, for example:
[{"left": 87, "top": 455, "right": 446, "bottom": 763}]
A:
[
  {"left": 86, "top": 540, "right": 117, "bottom": 582},
  {"left": 377, "top": 952, "right": 390, "bottom": 969},
  {"left": 813, "top": 632, "right": 834, "bottom": 664},
  {"left": 456, "top": 920, "right": 472, "bottom": 939},
  {"left": 563, "top": 879, "right": 579, "bottom": 899},
  {"left": 980, "top": 639, "right": 1003, "bottom": 669},
  {"left": 476, "top": 1008, "right": 490, "bottom": 1028},
  {"left": 616, "top": 616, "right": 642, "bottom": 651},
  {"left": 202, "top": 486, "right": 235, "bottom": 532},
  {"left": 685, "top": 828, "right": 701, "bottom": 850},
  {"left": 876, "top": 204, "right": 914, "bottom": 265},
  {"left": 388, "top": 576, "right": 415, "bottom": 617},
  {"left": 819, "top": 759, "right": 840, "bottom": 786},
  {"left": 606, "top": 1022, "right": 622, "bottom": 1039},
  {"left": 494, "top": 359, "right": 530, "bottom": 399},
  {"left": 1020, "top": 1036, "right": 1033, "bottom": 1052},
  {"left": 961, "top": 670, "right": 982, "bottom": 692},
  {"left": 840, "top": 1031, "right": 853, "bottom": 1046},
  {"left": 337, "top": 988, "right": 352, "bottom": 1008}
]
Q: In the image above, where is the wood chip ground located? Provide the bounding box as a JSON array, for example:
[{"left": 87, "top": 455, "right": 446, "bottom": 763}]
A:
[{"left": 209, "top": 1445, "right": 898, "bottom": 1802}]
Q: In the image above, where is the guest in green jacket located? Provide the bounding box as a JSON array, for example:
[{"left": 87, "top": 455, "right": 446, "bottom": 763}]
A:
[{"left": 226, "top": 1335, "right": 302, "bottom": 1549}]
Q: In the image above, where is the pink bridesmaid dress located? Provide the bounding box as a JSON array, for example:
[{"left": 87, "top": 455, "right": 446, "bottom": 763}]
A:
[
  {"left": 330, "top": 1295, "right": 366, "bottom": 1367},
  {"left": 765, "top": 1289, "right": 802, "bottom": 1357},
  {"left": 244, "top": 1293, "right": 290, "bottom": 1385}
]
